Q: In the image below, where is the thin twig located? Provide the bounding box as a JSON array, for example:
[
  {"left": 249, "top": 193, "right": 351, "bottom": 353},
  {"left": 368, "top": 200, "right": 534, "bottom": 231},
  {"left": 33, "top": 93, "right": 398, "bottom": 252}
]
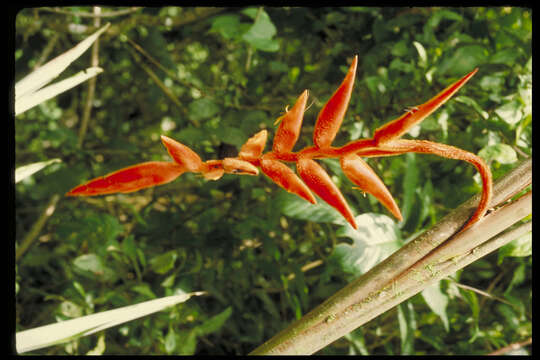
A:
[
  {"left": 16, "top": 194, "right": 61, "bottom": 261},
  {"left": 77, "top": 6, "right": 101, "bottom": 148},
  {"left": 487, "top": 337, "right": 532, "bottom": 355},
  {"left": 40, "top": 7, "right": 142, "bottom": 18},
  {"left": 450, "top": 281, "right": 514, "bottom": 307},
  {"left": 33, "top": 33, "right": 59, "bottom": 70}
]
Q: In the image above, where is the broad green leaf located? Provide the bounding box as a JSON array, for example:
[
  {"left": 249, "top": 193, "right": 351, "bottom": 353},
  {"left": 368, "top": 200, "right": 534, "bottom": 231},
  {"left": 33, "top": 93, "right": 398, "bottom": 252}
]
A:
[
  {"left": 16, "top": 292, "right": 205, "bottom": 353},
  {"left": 188, "top": 98, "right": 220, "bottom": 122},
  {"left": 421, "top": 282, "right": 450, "bottom": 332},
  {"left": 498, "top": 231, "right": 532, "bottom": 262},
  {"left": 15, "top": 158, "right": 61, "bottom": 183},
  {"left": 209, "top": 14, "right": 242, "bottom": 40},
  {"left": 177, "top": 328, "right": 198, "bottom": 355},
  {"left": 218, "top": 126, "right": 247, "bottom": 147},
  {"left": 490, "top": 48, "right": 524, "bottom": 65},
  {"left": 277, "top": 191, "right": 346, "bottom": 226},
  {"left": 437, "top": 45, "right": 488, "bottom": 76},
  {"left": 495, "top": 100, "right": 523, "bottom": 125},
  {"left": 241, "top": 8, "right": 279, "bottom": 52},
  {"left": 196, "top": 306, "right": 233, "bottom": 336},
  {"left": 150, "top": 250, "right": 178, "bottom": 275},
  {"left": 453, "top": 95, "right": 489, "bottom": 120},
  {"left": 164, "top": 327, "right": 177, "bottom": 354},
  {"left": 329, "top": 213, "right": 402, "bottom": 277},
  {"left": 73, "top": 254, "right": 115, "bottom": 282},
  {"left": 131, "top": 283, "right": 157, "bottom": 299},
  {"left": 397, "top": 301, "right": 416, "bottom": 355},
  {"left": 479, "top": 144, "right": 517, "bottom": 164}
]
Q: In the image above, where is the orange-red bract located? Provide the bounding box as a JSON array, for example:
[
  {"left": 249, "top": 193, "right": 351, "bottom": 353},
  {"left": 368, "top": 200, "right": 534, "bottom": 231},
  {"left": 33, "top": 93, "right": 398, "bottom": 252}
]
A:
[
  {"left": 296, "top": 158, "right": 357, "bottom": 229},
  {"left": 67, "top": 161, "right": 185, "bottom": 196},
  {"left": 313, "top": 55, "right": 357, "bottom": 148},
  {"left": 260, "top": 158, "right": 316, "bottom": 204},
  {"left": 373, "top": 68, "right": 478, "bottom": 144},
  {"left": 66, "top": 56, "right": 491, "bottom": 232},
  {"left": 340, "top": 154, "right": 402, "bottom": 222},
  {"left": 160, "top": 135, "right": 203, "bottom": 172},
  {"left": 239, "top": 130, "right": 268, "bottom": 161},
  {"left": 272, "top": 90, "right": 309, "bottom": 154}
]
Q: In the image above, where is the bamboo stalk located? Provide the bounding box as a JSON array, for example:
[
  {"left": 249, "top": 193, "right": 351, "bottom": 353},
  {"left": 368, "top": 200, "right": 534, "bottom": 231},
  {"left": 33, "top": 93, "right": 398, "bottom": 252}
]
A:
[{"left": 250, "top": 158, "right": 531, "bottom": 355}]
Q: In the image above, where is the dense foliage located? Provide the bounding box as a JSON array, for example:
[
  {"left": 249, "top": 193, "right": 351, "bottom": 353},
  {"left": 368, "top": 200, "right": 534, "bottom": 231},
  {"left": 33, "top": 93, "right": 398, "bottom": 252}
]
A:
[{"left": 15, "top": 7, "right": 531, "bottom": 355}]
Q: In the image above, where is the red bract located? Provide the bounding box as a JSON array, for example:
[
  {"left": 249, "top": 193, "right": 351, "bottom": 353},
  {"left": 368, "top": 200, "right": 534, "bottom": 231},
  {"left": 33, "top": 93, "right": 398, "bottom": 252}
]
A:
[
  {"left": 313, "top": 56, "right": 357, "bottom": 148},
  {"left": 260, "top": 158, "right": 316, "bottom": 205},
  {"left": 66, "top": 161, "right": 185, "bottom": 196},
  {"left": 67, "top": 56, "right": 492, "bottom": 232},
  {"left": 273, "top": 90, "right": 308, "bottom": 153},
  {"left": 297, "top": 158, "right": 357, "bottom": 229}
]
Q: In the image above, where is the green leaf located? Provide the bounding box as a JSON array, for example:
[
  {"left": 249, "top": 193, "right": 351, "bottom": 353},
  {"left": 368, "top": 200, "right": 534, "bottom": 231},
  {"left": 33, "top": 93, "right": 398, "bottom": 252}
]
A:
[
  {"left": 421, "top": 282, "right": 450, "bottom": 332},
  {"left": 329, "top": 213, "right": 402, "bottom": 277},
  {"left": 460, "top": 289, "right": 480, "bottom": 343},
  {"left": 73, "top": 254, "right": 116, "bottom": 282},
  {"left": 217, "top": 126, "right": 247, "bottom": 147},
  {"left": 397, "top": 301, "right": 416, "bottom": 355},
  {"left": 495, "top": 100, "right": 523, "bottom": 125},
  {"left": 210, "top": 14, "right": 242, "bottom": 40},
  {"left": 188, "top": 98, "right": 221, "bottom": 122},
  {"left": 453, "top": 95, "right": 489, "bottom": 120},
  {"left": 164, "top": 327, "right": 177, "bottom": 354},
  {"left": 241, "top": 8, "right": 279, "bottom": 52},
  {"left": 498, "top": 231, "right": 532, "bottom": 262},
  {"left": 196, "top": 307, "right": 233, "bottom": 336},
  {"left": 150, "top": 250, "right": 178, "bottom": 275},
  {"left": 277, "top": 191, "right": 346, "bottom": 226},
  {"left": 131, "top": 283, "right": 157, "bottom": 299},
  {"left": 479, "top": 144, "right": 517, "bottom": 164},
  {"left": 401, "top": 153, "right": 418, "bottom": 225},
  {"left": 437, "top": 45, "right": 488, "bottom": 76},
  {"left": 490, "top": 48, "right": 524, "bottom": 65},
  {"left": 177, "top": 329, "right": 198, "bottom": 355}
]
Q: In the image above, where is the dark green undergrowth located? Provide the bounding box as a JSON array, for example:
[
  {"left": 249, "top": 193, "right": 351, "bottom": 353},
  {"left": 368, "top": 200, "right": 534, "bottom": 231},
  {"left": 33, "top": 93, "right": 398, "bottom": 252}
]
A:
[{"left": 15, "top": 6, "right": 531, "bottom": 355}]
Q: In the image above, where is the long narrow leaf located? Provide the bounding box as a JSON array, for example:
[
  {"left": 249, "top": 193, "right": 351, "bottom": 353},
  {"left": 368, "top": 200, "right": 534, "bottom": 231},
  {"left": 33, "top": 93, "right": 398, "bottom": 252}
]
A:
[
  {"left": 16, "top": 291, "right": 205, "bottom": 354},
  {"left": 15, "top": 158, "right": 62, "bottom": 183},
  {"left": 15, "top": 23, "right": 110, "bottom": 100},
  {"left": 15, "top": 67, "right": 103, "bottom": 115}
]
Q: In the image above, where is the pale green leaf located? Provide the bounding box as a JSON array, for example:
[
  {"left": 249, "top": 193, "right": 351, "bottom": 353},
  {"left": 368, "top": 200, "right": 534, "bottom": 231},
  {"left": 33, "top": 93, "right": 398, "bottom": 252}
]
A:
[{"left": 421, "top": 282, "right": 450, "bottom": 332}]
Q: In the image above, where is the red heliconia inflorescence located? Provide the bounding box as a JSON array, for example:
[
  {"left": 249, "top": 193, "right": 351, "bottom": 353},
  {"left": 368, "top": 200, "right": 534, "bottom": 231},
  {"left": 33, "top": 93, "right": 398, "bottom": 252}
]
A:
[{"left": 67, "top": 56, "right": 492, "bottom": 232}]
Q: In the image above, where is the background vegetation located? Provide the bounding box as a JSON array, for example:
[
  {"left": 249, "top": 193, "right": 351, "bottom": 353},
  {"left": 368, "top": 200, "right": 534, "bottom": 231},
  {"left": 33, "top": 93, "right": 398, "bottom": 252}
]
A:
[{"left": 15, "top": 7, "right": 531, "bottom": 355}]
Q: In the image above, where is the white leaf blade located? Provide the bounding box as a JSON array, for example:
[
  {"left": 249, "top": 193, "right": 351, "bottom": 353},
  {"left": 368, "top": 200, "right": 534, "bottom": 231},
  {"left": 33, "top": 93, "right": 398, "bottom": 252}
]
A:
[
  {"left": 15, "top": 67, "right": 103, "bottom": 115},
  {"left": 15, "top": 23, "right": 109, "bottom": 100},
  {"left": 15, "top": 291, "right": 205, "bottom": 354},
  {"left": 15, "top": 158, "right": 62, "bottom": 183}
]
